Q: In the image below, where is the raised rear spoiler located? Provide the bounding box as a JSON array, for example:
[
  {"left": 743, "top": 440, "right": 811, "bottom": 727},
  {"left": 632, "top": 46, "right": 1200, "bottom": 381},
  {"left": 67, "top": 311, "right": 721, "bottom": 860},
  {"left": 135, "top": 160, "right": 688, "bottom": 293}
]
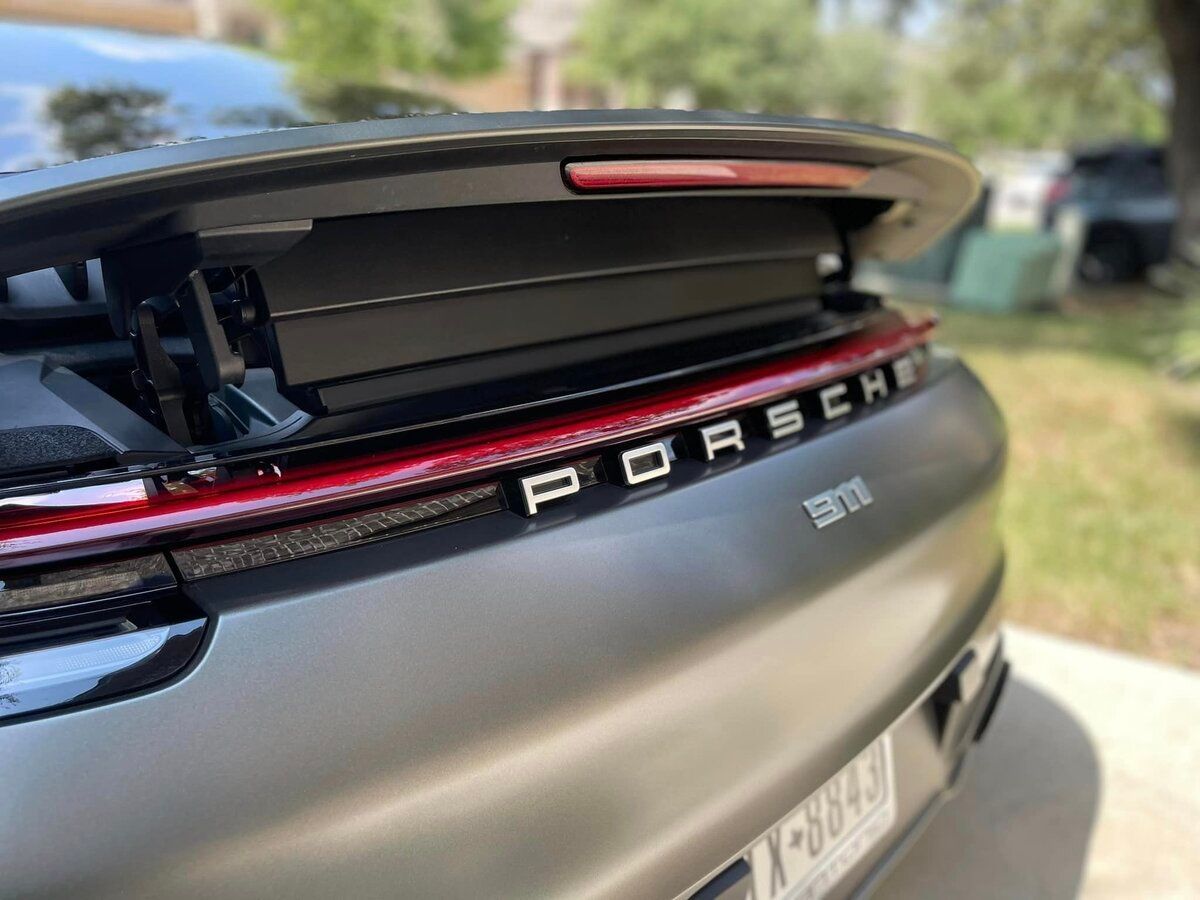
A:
[{"left": 0, "top": 111, "right": 979, "bottom": 443}]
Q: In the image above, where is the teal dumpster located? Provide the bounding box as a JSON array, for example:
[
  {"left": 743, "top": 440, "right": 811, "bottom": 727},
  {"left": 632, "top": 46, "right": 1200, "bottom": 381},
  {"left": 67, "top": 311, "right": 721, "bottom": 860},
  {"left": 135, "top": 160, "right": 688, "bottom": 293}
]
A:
[{"left": 949, "top": 229, "right": 1062, "bottom": 312}]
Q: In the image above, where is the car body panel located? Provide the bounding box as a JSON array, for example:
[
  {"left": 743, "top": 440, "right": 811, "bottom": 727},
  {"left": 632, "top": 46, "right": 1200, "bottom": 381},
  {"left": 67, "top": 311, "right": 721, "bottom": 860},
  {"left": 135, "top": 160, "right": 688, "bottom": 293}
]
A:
[{"left": 0, "top": 354, "right": 1004, "bottom": 898}]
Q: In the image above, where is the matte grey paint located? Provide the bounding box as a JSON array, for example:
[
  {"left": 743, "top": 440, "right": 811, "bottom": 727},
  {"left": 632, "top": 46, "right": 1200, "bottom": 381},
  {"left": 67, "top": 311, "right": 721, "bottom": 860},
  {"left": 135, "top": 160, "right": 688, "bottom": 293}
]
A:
[{"left": 0, "top": 355, "right": 1005, "bottom": 899}]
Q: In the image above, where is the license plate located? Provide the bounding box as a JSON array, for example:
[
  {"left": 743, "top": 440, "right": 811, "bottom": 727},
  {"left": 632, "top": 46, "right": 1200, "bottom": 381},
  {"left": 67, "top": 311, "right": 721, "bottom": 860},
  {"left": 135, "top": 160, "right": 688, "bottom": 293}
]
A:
[{"left": 745, "top": 734, "right": 896, "bottom": 900}]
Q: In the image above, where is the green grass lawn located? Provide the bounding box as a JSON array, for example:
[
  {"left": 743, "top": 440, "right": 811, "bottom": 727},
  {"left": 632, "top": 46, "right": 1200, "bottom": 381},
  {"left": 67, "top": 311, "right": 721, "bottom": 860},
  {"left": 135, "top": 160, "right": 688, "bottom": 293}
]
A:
[{"left": 905, "top": 294, "right": 1200, "bottom": 668}]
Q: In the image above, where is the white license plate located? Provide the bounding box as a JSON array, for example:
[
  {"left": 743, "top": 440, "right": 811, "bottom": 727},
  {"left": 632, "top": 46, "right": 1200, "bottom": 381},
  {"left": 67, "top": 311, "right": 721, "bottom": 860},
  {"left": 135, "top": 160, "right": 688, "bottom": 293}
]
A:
[{"left": 746, "top": 734, "right": 896, "bottom": 900}]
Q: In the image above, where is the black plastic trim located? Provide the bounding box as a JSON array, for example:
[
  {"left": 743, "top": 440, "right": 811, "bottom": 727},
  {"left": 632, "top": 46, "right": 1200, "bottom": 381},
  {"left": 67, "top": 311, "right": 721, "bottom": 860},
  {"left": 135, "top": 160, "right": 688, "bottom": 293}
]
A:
[
  {"left": 0, "top": 554, "right": 175, "bottom": 617},
  {"left": 0, "top": 594, "right": 205, "bottom": 725}
]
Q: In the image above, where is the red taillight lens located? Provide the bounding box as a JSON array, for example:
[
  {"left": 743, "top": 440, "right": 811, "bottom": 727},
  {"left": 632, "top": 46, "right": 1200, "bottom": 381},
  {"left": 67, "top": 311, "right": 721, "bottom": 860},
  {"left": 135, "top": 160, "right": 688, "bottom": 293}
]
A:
[
  {"left": 1044, "top": 176, "right": 1072, "bottom": 207},
  {"left": 564, "top": 159, "right": 872, "bottom": 192},
  {"left": 0, "top": 318, "right": 934, "bottom": 570}
]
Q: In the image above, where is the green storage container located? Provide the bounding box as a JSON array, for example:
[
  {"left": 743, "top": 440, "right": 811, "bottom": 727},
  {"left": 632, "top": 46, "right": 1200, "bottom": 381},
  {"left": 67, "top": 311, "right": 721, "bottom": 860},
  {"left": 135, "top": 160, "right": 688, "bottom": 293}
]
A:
[
  {"left": 883, "top": 186, "right": 990, "bottom": 286},
  {"left": 949, "top": 230, "right": 1062, "bottom": 312},
  {"left": 885, "top": 232, "right": 963, "bottom": 284}
]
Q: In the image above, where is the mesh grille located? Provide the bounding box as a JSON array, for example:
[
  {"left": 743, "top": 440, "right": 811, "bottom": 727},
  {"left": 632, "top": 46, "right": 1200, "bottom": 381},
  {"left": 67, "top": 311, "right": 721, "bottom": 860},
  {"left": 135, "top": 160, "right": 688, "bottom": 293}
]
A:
[{"left": 173, "top": 485, "right": 500, "bottom": 580}]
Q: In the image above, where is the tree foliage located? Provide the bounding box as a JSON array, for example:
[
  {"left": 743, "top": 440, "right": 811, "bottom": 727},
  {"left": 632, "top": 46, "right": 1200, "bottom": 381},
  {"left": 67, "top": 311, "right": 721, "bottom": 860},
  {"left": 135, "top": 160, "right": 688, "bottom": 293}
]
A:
[
  {"left": 45, "top": 85, "right": 170, "bottom": 161},
  {"left": 572, "top": 1, "right": 901, "bottom": 122},
  {"left": 572, "top": 0, "right": 825, "bottom": 112},
  {"left": 263, "top": 0, "right": 513, "bottom": 84},
  {"left": 915, "top": 0, "right": 1167, "bottom": 154},
  {"left": 814, "top": 27, "right": 897, "bottom": 124}
]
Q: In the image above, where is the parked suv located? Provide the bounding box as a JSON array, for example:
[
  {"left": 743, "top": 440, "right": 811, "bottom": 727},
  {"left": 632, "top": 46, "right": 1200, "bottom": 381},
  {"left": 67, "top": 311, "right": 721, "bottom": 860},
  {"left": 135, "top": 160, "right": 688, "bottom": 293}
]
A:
[{"left": 1044, "top": 141, "right": 1176, "bottom": 282}]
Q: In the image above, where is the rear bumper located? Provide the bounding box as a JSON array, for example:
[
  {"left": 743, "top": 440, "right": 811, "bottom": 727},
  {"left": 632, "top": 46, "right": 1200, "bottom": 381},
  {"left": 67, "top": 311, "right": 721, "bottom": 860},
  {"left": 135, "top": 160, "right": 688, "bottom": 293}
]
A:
[
  {"left": 0, "top": 352, "right": 1007, "bottom": 899},
  {"left": 690, "top": 636, "right": 1010, "bottom": 900},
  {"left": 849, "top": 647, "right": 1011, "bottom": 900}
]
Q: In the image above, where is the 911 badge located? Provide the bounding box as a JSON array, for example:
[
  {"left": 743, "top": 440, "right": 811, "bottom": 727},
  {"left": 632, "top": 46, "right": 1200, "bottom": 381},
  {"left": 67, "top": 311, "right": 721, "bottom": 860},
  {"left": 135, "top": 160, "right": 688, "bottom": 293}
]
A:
[{"left": 802, "top": 476, "right": 873, "bottom": 529}]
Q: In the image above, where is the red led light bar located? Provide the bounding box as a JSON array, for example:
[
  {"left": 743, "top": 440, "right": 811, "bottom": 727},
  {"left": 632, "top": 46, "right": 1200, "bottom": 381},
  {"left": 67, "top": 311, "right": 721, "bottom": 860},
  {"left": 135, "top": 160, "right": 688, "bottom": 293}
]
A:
[
  {"left": 564, "top": 158, "right": 872, "bottom": 192},
  {"left": 0, "top": 317, "right": 934, "bottom": 569}
]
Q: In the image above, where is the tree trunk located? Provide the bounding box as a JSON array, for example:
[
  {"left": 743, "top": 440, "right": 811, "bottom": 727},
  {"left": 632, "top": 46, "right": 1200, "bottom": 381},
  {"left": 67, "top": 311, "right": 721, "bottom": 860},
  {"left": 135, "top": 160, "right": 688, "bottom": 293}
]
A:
[{"left": 1154, "top": 0, "right": 1200, "bottom": 271}]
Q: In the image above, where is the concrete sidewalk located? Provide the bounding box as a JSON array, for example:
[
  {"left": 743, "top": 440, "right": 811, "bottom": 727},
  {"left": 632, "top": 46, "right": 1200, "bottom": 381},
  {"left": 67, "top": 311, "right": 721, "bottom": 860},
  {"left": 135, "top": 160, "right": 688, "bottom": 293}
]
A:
[{"left": 879, "top": 625, "right": 1200, "bottom": 899}]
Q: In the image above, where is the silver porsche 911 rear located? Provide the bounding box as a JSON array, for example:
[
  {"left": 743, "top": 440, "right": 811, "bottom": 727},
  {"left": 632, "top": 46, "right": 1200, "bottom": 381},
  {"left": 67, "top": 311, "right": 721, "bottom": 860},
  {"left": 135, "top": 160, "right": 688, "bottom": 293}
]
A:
[{"left": 0, "top": 111, "right": 1006, "bottom": 899}]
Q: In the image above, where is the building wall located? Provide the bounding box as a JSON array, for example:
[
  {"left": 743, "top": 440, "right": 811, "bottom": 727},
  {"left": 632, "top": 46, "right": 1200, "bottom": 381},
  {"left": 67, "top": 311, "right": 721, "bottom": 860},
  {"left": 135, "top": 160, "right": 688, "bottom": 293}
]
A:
[
  {"left": 0, "top": 0, "right": 599, "bottom": 112},
  {"left": 0, "top": 0, "right": 195, "bottom": 35}
]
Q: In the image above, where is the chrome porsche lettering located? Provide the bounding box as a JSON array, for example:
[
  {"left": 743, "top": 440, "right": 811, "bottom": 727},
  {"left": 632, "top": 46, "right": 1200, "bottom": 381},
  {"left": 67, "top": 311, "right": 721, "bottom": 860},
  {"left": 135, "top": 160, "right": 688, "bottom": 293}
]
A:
[
  {"left": 819, "top": 382, "right": 852, "bottom": 419},
  {"left": 517, "top": 466, "right": 580, "bottom": 515},
  {"left": 510, "top": 348, "right": 923, "bottom": 516},
  {"left": 803, "top": 476, "right": 873, "bottom": 529},
  {"left": 892, "top": 353, "right": 918, "bottom": 389},
  {"left": 697, "top": 419, "right": 745, "bottom": 461},
  {"left": 618, "top": 442, "right": 672, "bottom": 486},
  {"left": 764, "top": 398, "right": 804, "bottom": 439},
  {"left": 859, "top": 368, "right": 889, "bottom": 403}
]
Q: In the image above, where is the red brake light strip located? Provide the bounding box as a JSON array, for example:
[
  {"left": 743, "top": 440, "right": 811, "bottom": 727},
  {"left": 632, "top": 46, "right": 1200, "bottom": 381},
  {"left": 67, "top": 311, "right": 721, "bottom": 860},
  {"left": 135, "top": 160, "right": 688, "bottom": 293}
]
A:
[
  {"left": 0, "top": 317, "right": 933, "bottom": 570},
  {"left": 564, "top": 158, "right": 872, "bottom": 192}
]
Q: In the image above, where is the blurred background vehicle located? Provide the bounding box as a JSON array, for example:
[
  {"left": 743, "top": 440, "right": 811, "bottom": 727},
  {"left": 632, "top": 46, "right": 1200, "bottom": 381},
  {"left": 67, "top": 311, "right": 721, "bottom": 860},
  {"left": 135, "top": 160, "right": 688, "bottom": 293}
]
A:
[{"left": 1044, "top": 142, "right": 1176, "bottom": 283}]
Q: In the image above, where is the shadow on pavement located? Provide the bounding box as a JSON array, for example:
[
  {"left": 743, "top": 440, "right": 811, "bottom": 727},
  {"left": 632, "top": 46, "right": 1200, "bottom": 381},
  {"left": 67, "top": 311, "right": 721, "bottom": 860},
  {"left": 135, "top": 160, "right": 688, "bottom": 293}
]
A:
[{"left": 879, "top": 676, "right": 1100, "bottom": 898}]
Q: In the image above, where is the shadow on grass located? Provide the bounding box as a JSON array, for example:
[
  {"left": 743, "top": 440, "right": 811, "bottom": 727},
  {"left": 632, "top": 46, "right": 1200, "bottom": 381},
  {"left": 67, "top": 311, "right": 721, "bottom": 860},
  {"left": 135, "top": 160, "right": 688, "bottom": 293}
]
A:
[{"left": 880, "top": 677, "right": 1100, "bottom": 898}]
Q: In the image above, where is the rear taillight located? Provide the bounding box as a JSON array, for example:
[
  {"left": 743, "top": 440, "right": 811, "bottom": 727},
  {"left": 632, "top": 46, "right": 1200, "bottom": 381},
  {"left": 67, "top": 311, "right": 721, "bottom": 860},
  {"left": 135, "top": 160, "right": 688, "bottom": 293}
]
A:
[
  {"left": 1044, "top": 175, "right": 1072, "bottom": 207},
  {"left": 0, "top": 555, "right": 205, "bottom": 724},
  {"left": 0, "top": 318, "right": 934, "bottom": 571},
  {"left": 564, "top": 159, "right": 872, "bottom": 192}
]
